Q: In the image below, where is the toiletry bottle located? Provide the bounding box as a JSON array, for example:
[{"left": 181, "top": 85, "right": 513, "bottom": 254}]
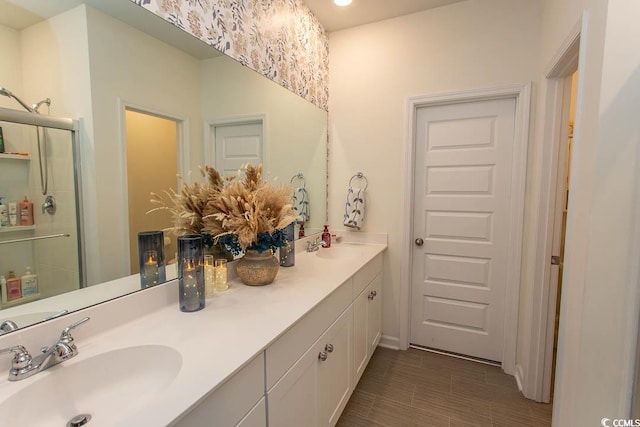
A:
[
  {"left": 0, "top": 126, "right": 5, "bottom": 153},
  {"left": 19, "top": 196, "right": 34, "bottom": 226},
  {"left": 0, "top": 197, "right": 8, "bottom": 227},
  {"left": 8, "top": 201, "right": 16, "bottom": 226},
  {"left": 6, "top": 271, "right": 22, "bottom": 301},
  {"left": 298, "top": 222, "right": 305, "bottom": 239},
  {"left": 322, "top": 225, "right": 331, "bottom": 248},
  {"left": 21, "top": 267, "right": 38, "bottom": 296},
  {"left": 0, "top": 275, "right": 6, "bottom": 303}
]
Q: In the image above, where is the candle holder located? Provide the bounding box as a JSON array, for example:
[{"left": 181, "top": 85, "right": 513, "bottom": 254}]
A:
[
  {"left": 138, "top": 231, "right": 166, "bottom": 289},
  {"left": 204, "top": 255, "right": 215, "bottom": 298},
  {"left": 214, "top": 258, "right": 228, "bottom": 292},
  {"left": 178, "top": 234, "right": 205, "bottom": 312}
]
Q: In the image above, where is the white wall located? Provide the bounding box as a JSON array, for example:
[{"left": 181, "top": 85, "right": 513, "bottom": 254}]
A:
[
  {"left": 328, "top": 0, "right": 540, "bottom": 349},
  {"left": 531, "top": 0, "right": 640, "bottom": 423}
]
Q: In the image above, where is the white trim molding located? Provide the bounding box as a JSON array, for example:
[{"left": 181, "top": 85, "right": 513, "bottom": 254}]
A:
[{"left": 400, "top": 83, "right": 532, "bottom": 376}]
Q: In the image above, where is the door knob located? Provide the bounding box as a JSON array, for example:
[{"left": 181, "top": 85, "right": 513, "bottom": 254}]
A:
[{"left": 415, "top": 238, "right": 424, "bottom": 246}]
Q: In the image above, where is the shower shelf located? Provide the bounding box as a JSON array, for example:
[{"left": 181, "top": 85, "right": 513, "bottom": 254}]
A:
[
  {"left": 0, "top": 153, "right": 31, "bottom": 160},
  {"left": 0, "top": 225, "right": 36, "bottom": 234}
]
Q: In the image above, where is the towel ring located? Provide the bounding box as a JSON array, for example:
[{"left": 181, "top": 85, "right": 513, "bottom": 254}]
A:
[
  {"left": 290, "top": 173, "right": 306, "bottom": 186},
  {"left": 349, "top": 172, "right": 368, "bottom": 191}
]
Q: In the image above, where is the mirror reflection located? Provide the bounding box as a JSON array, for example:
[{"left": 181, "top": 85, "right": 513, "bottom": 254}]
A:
[{"left": 0, "top": 0, "right": 328, "bottom": 332}]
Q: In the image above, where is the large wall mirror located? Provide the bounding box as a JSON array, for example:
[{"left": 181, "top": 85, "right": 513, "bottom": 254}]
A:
[{"left": 0, "top": 0, "right": 328, "bottom": 332}]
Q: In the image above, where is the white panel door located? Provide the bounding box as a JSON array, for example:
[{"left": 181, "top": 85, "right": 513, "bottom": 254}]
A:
[
  {"left": 410, "top": 98, "right": 516, "bottom": 362},
  {"left": 214, "top": 122, "right": 263, "bottom": 176}
]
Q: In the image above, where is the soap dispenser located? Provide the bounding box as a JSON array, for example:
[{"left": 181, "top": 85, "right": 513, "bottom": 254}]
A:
[{"left": 322, "top": 225, "right": 331, "bottom": 248}]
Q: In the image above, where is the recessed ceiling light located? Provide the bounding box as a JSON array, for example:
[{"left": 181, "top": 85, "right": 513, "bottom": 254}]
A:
[{"left": 334, "top": 0, "right": 352, "bottom": 6}]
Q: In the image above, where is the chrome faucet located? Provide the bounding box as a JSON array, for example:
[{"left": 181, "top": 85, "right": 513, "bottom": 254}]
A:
[
  {"left": 0, "top": 317, "right": 89, "bottom": 381},
  {"left": 306, "top": 237, "right": 327, "bottom": 252},
  {"left": 0, "top": 320, "right": 18, "bottom": 335}
]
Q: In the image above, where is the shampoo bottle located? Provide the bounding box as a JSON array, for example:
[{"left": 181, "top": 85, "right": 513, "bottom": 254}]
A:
[
  {"left": 6, "top": 271, "right": 21, "bottom": 301},
  {"left": 21, "top": 267, "right": 38, "bottom": 296},
  {"left": 19, "top": 196, "right": 34, "bottom": 226},
  {"left": 0, "top": 126, "right": 5, "bottom": 153},
  {"left": 0, "top": 197, "right": 7, "bottom": 227}
]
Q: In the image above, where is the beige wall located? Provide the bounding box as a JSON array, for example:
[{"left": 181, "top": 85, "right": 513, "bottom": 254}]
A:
[
  {"left": 86, "top": 6, "right": 202, "bottom": 284},
  {"left": 125, "top": 110, "right": 177, "bottom": 274},
  {"left": 328, "top": 0, "right": 541, "bottom": 349}
]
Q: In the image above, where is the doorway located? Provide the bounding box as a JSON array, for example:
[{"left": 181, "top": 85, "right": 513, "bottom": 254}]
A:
[
  {"left": 410, "top": 98, "right": 517, "bottom": 363},
  {"left": 542, "top": 70, "right": 578, "bottom": 402},
  {"left": 401, "top": 84, "right": 531, "bottom": 375},
  {"left": 124, "top": 109, "right": 179, "bottom": 274}
]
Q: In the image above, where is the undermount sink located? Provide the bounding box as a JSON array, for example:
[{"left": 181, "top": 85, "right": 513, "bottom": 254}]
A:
[
  {"left": 0, "top": 344, "right": 182, "bottom": 426},
  {"left": 315, "top": 244, "right": 363, "bottom": 260}
]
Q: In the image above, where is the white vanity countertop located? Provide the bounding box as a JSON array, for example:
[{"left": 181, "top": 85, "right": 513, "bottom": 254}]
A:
[{"left": 0, "top": 237, "right": 386, "bottom": 426}]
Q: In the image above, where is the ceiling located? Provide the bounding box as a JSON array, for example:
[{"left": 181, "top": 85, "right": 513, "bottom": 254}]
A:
[
  {"left": 0, "top": 0, "right": 468, "bottom": 33},
  {"left": 303, "top": 0, "right": 467, "bottom": 32}
]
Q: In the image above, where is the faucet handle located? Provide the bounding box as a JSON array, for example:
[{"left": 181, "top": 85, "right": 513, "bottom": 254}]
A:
[
  {"left": 0, "top": 345, "right": 32, "bottom": 371},
  {"left": 59, "top": 317, "right": 90, "bottom": 344}
]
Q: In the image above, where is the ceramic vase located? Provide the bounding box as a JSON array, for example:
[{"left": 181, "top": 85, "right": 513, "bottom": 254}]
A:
[{"left": 236, "top": 249, "right": 279, "bottom": 286}]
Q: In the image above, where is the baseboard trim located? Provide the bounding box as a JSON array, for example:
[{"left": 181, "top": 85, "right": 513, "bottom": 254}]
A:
[
  {"left": 514, "top": 363, "right": 525, "bottom": 392},
  {"left": 378, "top": 335, "right": 401, "bottom": 350}
]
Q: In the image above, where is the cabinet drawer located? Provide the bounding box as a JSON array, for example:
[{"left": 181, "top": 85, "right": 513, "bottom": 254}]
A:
[
  {"left": 174, "top": 353, "right": 265, "bottom": 427},
  {"left": 353, "top": 254, "right": 382, "bottom": 298},
  {"left": 266, "top": 278, "right": 352, "bottom": 390}
]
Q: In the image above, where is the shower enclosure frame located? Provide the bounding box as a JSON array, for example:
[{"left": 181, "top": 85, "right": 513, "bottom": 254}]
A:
[{"left": 0, "top": 106, "right": 86, "bottom": 289}]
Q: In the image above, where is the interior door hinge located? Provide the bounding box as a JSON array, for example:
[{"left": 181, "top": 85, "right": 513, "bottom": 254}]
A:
[{"left": 551, "top": 256, "right": 561, "bottom": 265}]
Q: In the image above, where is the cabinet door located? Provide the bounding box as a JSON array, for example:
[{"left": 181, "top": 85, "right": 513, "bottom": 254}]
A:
[
  {"left": 318, "top": 307, "right": 353, "bottom": 426},
  {"left": 353, "top": 287, "right": 369, "bottom": 384},
  {"left": 268, "top": 340, "right": 321, "bottom": 427},
  {"left": 236, "top": 398, "right": 266, "bottom": 427},
  {"left": 367, "top": 274, "right": 383, "bottom": 355}
]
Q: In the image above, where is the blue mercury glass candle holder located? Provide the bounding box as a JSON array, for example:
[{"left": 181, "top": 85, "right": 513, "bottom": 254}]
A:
[
  {"left": 177, "top": 234, "right": 205, "bottom": 312},
  {"left": 138, "top": 231, "right": 166, "bottom": 289}
]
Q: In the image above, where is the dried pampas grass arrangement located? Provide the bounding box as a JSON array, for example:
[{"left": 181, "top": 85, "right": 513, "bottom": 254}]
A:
[
  {"left": 204, "top": 164, "right": 297, "bottom": 251},
  {"left": 149, "top": 164, "right": 296, "bottom": 253}
]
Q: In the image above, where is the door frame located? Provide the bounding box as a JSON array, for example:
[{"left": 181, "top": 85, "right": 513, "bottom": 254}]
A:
[
  {"left": 399, "top": 83, "right": 532, "bottom": 375},
  {"left": 204, "top": 114, "right": 268, "bottom": 173},
  {"left": 117, "top": 98, "right": 189, "bottom": 274},
  {"left": 524, "top": 18, "right": 582, "bottom": 403}
]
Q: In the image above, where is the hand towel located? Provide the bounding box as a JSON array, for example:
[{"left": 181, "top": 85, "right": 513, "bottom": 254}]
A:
[
  {"left": 292, "top": 186, "right": 309, "bottom": 223},
  {"left": 343, "top": 186, "right": 365, "bottom": 230}
]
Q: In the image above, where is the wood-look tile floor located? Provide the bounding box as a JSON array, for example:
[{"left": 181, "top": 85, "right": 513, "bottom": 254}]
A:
[{"left": 337, "top": 347, "right": 552, "bottom": 427}]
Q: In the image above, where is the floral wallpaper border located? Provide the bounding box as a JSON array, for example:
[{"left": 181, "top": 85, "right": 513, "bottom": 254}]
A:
[{"left": 131, "top": 0, "right": 329, "bottom": 111}]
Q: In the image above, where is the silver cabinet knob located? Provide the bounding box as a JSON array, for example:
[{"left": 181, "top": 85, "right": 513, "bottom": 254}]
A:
[
  {"left": 415, "top": 238, "right": 424, "bottom": 246},
  {"left": 325, "top": 344, "right": 334, "bottom": 353},
  {"left": 318, "top": 351, "right": 327, "bottom": 361}
]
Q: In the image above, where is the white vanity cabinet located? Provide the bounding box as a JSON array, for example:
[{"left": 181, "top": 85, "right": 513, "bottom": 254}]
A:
[
  {"left": 352, "top": 255, "right": 383, "bottom": 384},
  {"left": 267, "top": 252, "right": 384, "bottom": 427},
  {"left": 268, "top": 307, "right": 352, "bottom": 426},
  {"left": 175, "top": 248, "right": 385, "bottom": 427},
  {"left": 174, "top": 353, "right": 265, "bottom": 427}
]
